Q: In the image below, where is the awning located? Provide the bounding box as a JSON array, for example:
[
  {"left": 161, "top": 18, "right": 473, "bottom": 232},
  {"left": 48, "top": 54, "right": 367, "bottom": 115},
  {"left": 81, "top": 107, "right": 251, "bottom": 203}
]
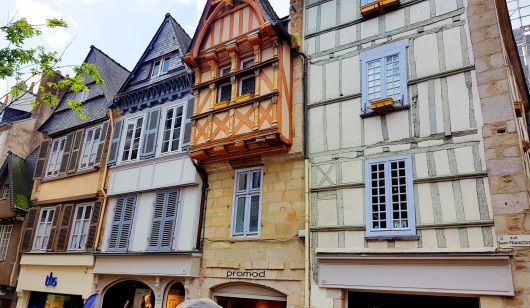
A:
[{"left": 317, "top": 253, "right": 514, "bottom": 296}]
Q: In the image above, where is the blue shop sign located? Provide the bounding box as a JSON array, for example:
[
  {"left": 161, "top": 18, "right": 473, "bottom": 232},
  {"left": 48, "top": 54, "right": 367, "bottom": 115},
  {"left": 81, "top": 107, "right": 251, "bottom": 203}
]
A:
[{"left": 45, "top": 272, "right": 57, "bottom": 287}]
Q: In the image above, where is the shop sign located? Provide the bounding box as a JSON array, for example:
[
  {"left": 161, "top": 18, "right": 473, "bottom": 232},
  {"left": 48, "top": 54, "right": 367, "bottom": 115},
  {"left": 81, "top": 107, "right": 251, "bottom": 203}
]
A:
[
  {"left": 226, "top": 270, "right": 266, "bottom": 278},
  {"left": 498, "top": 235, "right": 530, "bottom": 247},
  {"left": 45, "top": 272, "right": 58, "bottom": 287}
]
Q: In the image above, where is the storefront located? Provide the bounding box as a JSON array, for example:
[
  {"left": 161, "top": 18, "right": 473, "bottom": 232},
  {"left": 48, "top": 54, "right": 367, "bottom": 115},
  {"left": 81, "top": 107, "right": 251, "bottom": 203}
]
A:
[
  {"left": 347, "top": 291, "right": 479, "bottom": 308},
  {"left": 212, "top": 284, "right": 287, "bottom": 308},
  {"left": 16, "top": 254, "right": 96, "bottom": 308}
]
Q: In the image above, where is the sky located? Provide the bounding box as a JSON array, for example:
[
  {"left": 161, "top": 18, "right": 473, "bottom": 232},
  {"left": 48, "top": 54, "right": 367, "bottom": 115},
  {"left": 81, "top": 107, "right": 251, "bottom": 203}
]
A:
[{"left": 0, "top": 0, "right": 289, "bottom": 100}]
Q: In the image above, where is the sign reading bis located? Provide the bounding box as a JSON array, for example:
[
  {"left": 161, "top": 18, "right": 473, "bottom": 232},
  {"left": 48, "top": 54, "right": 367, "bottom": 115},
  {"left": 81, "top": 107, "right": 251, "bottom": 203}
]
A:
[
  {"left": 498, "top": 235, "right": 530, "bottom": 248},
  {"left": 45, "top": 272, "right": 58, "bottom": 287}
]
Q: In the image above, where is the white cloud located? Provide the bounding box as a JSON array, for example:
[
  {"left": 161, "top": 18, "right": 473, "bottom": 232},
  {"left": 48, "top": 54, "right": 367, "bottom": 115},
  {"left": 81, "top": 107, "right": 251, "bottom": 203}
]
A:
[
  {"left": 82, "top": 0, "right": 102, "bottom": 3},
  {"left": 67, "top": 15, "right": 79, "bottom": 29},
  {"left": 15, "top": 0, "right": 74, "bottom": 50}
]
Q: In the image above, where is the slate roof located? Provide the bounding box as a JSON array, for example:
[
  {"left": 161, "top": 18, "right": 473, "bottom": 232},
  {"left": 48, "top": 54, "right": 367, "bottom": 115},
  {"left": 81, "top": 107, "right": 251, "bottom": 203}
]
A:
[
  {"left": 0, "top": 150, "right": 38, "bottom": 212},
  {"left": 115, "top": 13, "right": 192, "bottom": 99},
  {"left": 39, "top": 46, "right": 129, "bottom": 136}
]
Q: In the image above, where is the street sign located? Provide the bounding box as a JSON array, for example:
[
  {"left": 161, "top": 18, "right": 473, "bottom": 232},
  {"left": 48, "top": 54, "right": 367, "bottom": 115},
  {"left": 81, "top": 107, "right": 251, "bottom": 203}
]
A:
[{"left": 498, "top": 235, "right": 530, "bottom": 247}]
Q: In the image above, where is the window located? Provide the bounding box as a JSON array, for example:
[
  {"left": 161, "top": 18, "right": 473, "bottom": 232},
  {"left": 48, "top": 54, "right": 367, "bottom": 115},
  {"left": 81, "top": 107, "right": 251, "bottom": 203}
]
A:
[
  {"left": 361, "top": 0, "right": 377, "bottom": 4},
  {"left": 78, "top": 125, "right": 102, "bottom": 170},
  {"left": 218, "top": 82, "right": 232, "bottom": 103},
  {"left": 231, "top": 168, "right": 263, "bottom": 238},
  {"left": 33, "top": 208, "right": 55, "bottom": 251},
  {"left": 1, "top": 184, "right": 8, "bottom": 199},
  {"left": 365, "top": 155, "right": 415, "bottom": 237},
  {"left": 360, "top": 39, "right": 409, "bottom": 111},
  {"left": 160, "top": 105, "right": 184, "bottom": 154},
  {"left": 148, "top": 190, "right": 179, "bottom": 250},
  {"left": 68, "top": 204, "right": 92, "bottom": 251},
  {"left": 121, "top": 116, "right": 145, "bottom": 162},
  {"left": 151, "top": 57, "right": 171, "bottom": 77},
  {"left": 220, "top": 65, "right": 231, "bottom": 77},
  {"left": 241, "top": 57, "right": 254, "bottom": 69},
  {"left": 45, "top": 137, "right": 67, "bottom": 178},
  {"left": 0, "top": 225, "right": 12, "bottom": 261},
  {"left": 239, "top": 57, "right": 255, "bottom": 97},
  {"left": 107, "top": 196, "right": 136, "bottom": 252}
]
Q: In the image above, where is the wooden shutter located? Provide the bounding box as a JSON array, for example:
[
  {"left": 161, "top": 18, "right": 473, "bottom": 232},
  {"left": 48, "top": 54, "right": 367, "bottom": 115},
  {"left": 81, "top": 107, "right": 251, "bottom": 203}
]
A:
[
  {"left": 55, "top": 204, "right": 74, "bottom": 252},
  {"left": 21, "top": 207, "right": 39, "bottom": 252},
  {"left": 140, "top": 109, "right": 161, "bottom": 159},
  {"left": 85, "top": 201, "right": 102, "bottom": 251},
  {"left": 182, "top": 98, "right": 195, "bottom": 149},
  {"left": 148, "top": 190, "right": 179, "bottom": 251},
  {"left": 94, "top": 121, "right": 110, "bottom": 167},
  {"left": 107, "top": 119, "right": 123, "bottom": 166},
  {"left": 46, "top": 206, "right": 60, "bottom": 251},
  {"left": 67, "top": 130, "right": 84, "bottom": 173},
  {"left": 59, "top": 133, "right": 74, "bottom": 175},
  {"left": 33, "top": 141, "right": 50, "bottom": 180}
]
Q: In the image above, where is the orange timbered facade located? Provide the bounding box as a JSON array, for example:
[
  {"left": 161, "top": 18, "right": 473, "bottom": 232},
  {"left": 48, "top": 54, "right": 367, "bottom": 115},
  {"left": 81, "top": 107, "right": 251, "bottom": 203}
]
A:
[{"left": 185, "top": 0, "right": 293, "bottom": 164}]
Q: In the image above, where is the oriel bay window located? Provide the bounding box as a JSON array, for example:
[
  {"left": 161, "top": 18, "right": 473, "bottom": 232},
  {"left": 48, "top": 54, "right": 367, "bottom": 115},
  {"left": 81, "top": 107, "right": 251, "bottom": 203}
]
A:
[
  {"left": 160, "top": 105, "right": 184, "bottom": 154},
  {"left": 231, "top": 168, "right": 263, "bottom": 238},
  {"left": 364, "top": 155, "right": 416, "bottom": 238},
  {"left": 45, "top": 137, "right": 67, "bottom": 178},
  {"left": 68, "top": 203, "right": 93, "bottom": 250},
  {"left": 33, "top": 207, "right": 56, "bottom": 251},
  {"left": 238, "top": 57, "right": 255, "bottom": 99},
  {"left": 218, "top": 82, "right": 232, "bottom": 103},
  {"left": 148, "top": 190, "right": 180, "bottom": 250},
  {"left": 121, "top": 116, "right": 145, "bottom": 162}
]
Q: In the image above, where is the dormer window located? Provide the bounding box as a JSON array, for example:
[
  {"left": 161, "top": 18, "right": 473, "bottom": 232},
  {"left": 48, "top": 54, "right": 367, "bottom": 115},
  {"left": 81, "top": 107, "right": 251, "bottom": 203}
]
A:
[{"left": 151, "top": 57, "right": 171, "bottom": 77}]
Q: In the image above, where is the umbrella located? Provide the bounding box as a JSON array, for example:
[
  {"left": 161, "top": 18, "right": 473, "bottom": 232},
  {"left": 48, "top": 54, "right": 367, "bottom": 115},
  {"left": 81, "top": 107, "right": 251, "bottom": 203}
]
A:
[{"left": 176, "top": 299, "right": 222, "bottom": 308}]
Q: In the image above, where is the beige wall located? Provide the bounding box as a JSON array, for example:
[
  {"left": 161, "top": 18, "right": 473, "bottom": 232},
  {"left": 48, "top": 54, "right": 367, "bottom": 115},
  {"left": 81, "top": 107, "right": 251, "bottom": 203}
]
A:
[
  {"left": 0, "top": 222, "right": 22, "bottom": 287},
  {"left": 35, "top": 172, "right": 100, "bottom": 203}
]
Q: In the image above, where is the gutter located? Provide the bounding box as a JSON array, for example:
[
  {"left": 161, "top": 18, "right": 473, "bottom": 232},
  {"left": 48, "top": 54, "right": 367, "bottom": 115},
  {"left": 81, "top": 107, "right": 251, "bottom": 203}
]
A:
[
  {"left": 187, "top": 149, "right": 209, "bottom": 252},
  {"left": 292, "top": 49, "right": 310, "bottom": 308}
]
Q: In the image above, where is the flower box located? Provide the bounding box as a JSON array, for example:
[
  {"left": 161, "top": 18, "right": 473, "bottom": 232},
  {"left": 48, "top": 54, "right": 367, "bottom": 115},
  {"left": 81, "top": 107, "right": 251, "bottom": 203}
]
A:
[
  {"left": 214, "top": 101, "right": 229, "bottom": 109},
  {"left": 360, "top": 1, "right": 380, "bottom": 15},
  {"left": 380, "top": 0, "right": 400, "bottom": 8},
  {"left": 370, "top": 97, "right": 394, "bottom": 110},
  {"left": 235, "top": 93, "right": 253, "bottom": 103}
]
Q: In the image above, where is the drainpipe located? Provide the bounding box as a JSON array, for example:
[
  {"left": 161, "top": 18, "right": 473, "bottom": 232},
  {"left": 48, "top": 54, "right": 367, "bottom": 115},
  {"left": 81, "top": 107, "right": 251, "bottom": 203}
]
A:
[
  {"left": 94, "top": 110, "right": 114, "bottom": 249},
  {"left": 293, "top": 49, "right": 310, "bottom": 308},
  {"left": 187, "top": 149, "right": 209, "bottom": 252}
]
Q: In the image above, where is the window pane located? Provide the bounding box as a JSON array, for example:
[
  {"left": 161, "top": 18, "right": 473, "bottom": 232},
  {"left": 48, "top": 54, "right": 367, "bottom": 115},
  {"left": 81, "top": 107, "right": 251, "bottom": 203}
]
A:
[
  {"left": 219, "top": 84, "right": 232, "bottom": 102},
  {"left": 252, "top": 171, "right": 261, "bottom": 189},
  {"left": 240, "top": 76, "right": 255, "bottom": 96},
  {"left": 249, "top": 195, "right": 260, "bottom": 232},
  {"left": 162, "top": 58, "right": 170, "bottom": 73},
  {"left": 242, "top": 59, "right": 254, "bottom": 69},
  {"left": 152, "top": 61, "right": 160, "bottom": 76},
  {"left": 386, "top": 55, "right": 401, "bottom": 101},
  {"left": 390, "top": 160, "right": 408, "bottom": 229},
  {"left": 235, "top": 197, "right": 246, "bottom": 233},
  {"left": 370, "top": 163, "right": 386, "bottom": 230},
  {"left": 367, "top": 60, "right": 382, "bottom": 102}
]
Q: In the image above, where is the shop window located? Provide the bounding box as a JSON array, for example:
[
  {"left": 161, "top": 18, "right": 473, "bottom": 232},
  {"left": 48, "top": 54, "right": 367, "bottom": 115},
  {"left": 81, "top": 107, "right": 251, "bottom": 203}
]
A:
[
  {"left": 160, "top": 104, "right": 184, "bottom": 154},
  {"left": 121, "top": 116, "right": 145, "bottom": 163},
  {"left": 102, "top": 280, "right": 154, "bottom": 308},
  {"left": 166, "top": 282, "right": 185, "bottom": 308},
  {"left": 347, "top": 291, "right": 480, "bottom": 308},
  {"left": 360, "top": 39, "right": 408, "bottom": 115},
  {"left": 28, "top": 291, "right": 84, "bottom": 308},
  {"left": 0, "top": 224, "right": 13, "bottom": 261},
  {"left": 107, "top": 196, "right": 136, "bottom": 252},
  {"left": 32, "top": 207, "right": 55, "bottom": 251},
  {"left": 45, "top": 137, "right": 67, "bottom": 178},
  {"left": 1, "top": 184, "right": 8, "bottom": 199},
  {"left": 78, "top": 125, "right": 102, "bottom": 170},
  {"left": 365, "top": 155, "right": 416, "bottom": 238},
  {"left": 68, "top": 204, "right": 93, "bottom": 251},
  {"left": 231, "top": 167, "right": 263, "bottom": 238},
  {"left": 217, "top": 297, "right": 286, "bottom": 308},
  {"left": 148, "top": 190, "right": 180, "bottom": 251}
]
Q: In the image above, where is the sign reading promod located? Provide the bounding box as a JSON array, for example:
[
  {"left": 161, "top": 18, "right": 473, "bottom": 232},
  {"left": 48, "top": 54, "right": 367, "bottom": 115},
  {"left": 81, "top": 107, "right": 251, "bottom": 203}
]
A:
[
  {"left": 226, "top": 271, "right": 265, "bottom": 278},
  {"left": 498, "top": 235, "right": 530, "bottom": 247}
]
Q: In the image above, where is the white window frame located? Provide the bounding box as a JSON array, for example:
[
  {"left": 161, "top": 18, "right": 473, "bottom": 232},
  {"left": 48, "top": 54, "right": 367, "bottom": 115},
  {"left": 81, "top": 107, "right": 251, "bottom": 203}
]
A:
[
  {"left": 151, "top": 57, "right": 171, "bottom": 77},
  {"left": 44, "top": 136, "right": 67, "bottom": 178},
  {"left": 220, "top": 65, "right": 231, "bottom": 77},
  {"left": 1, "top": 184, "right": 9, "bottom": 199},
  {"left": 218, "top": 82, "right": 232, "bottom": 103},
  {"left": 360, "top": 39, "right": 409, "bottom": 111},
  {"left": 240, "top": 57, "right": 254, "bottom": 70},
  {"left": 0, "top": 225, "right": 12, "bottom": 261},
  {"left": 238, "top": 74, "right": 256, "bottom": 97},
  {"left": 365, "top": 155, "right": 416, "bottom": 238},
  {"left": 78, "top": 124, "right": 102, "bottom": 171},
  {"left": 119, "top": 114, "right": 146, "bottom": 164},
  {"left": 32, "top": 207, "right": 55, "bottom": 251},
  {"left": 231, "top": 167, "right": 263, "bottom": 238},
  {"left": 158, "top": 102, "right": 186, "bottom": 155},
  {"left": 68, "top": 203, "right": 93, "bottom": 251}
]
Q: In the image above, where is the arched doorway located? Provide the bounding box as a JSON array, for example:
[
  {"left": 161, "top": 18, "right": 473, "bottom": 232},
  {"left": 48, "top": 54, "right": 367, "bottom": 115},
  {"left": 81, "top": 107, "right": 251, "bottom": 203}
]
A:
[
  {"left": 102, "top": 280, "right": 155, "bottom": 308},
  {"left": 213, "top": 284, "right": 286, "bottom": 308},
  {"left": 166, "top": 282, "right": 185, "bottom": 308}
]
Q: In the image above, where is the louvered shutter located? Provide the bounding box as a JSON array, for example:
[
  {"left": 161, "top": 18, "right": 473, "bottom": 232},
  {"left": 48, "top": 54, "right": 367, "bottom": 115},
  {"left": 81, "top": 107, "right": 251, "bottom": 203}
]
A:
[
  {"left": 94, "top": 121, "right": 110, "bottom": 167},
  {"left": 67, "top": 130, "right": 84, "bottom": 173},
  {"left": 182, "top": 98, "right": 194, "bottom": 150},
  {"left": 148, "top": 192, "right": 165, "bottom": 250},
  {"left": 107, "top": 198, "right": 124, "bottom": 251},
  {"left": 46, "top": 206, "right": 60, "bottom": 251},
  {"left": 118, "top": 196, "right": 136, "bottom": 251},
  {"left": 33, "top": 141, "right": 50, "bottom": 180},
  {"left": 59, "top": 133, "right": 74, "bottom": 175},
  {"left": 55, "top": 204, "right": 74, "bottom": 251},
  {"left": 21, "top": 207, "right": 39, "bottom": 252},
  {"left": 85, "top": 201, "right": 102, "bottom": 251},
  {"left": 140, "top": 109, "right": 161, "bottom": 159},
  {"left": 107, "top": 119, "right": 123, "bottom": 166},
  {"left": 148, "top": 190, "right": 179, "bottom": 251}
]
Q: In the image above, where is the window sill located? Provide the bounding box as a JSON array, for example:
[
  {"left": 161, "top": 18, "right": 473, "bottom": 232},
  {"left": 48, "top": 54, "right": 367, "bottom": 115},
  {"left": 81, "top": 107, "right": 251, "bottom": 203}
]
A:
[
  {"left": 365, "top": 235, "right": 420, "bottom": 242},
  {"left": 41, "top": 167, "right": 99, "bottom": 183},
  {"left": 360, "top": 103, "right": 410, "bottom": 118}
]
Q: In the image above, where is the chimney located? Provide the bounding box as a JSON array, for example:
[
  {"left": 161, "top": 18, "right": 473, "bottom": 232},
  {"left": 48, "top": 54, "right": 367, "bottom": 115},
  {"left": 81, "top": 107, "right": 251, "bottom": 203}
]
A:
[
  {"left": 29, "top": 82, "right": 35, "bottom": 93},
  {"left": 4, "top": 95, "right": 8, "bottom": 105}
]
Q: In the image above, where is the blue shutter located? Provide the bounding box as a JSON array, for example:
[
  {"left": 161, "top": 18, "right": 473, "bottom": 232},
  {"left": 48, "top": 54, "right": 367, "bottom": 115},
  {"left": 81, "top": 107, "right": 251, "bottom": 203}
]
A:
[
  {"left": 108, "top": 196, "right": 136, "bottom": 252},
  {"left": 182, "top": 98, "right": 195, "bottom": 151},
  {"left": 148, "top": 192, "right": 165, "bottom": 250},
  {"left": 140, "top": 108, "right": 161, "bottom": 159},
  {"left": 148, "top": 190, "right": 179, "bottom": 251},
  {"left": 107, "top": 198, "right": 124, "bottom": 251},
  {"left": 107, "top": 119, "right": 123, "bottom": 166}
]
